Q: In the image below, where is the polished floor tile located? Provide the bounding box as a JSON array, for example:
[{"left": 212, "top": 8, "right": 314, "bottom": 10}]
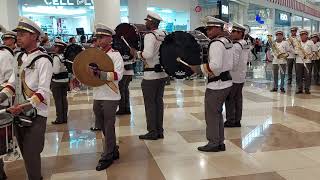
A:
[
  {"left": 250, "top": 149, "right": 320, "bottom": 171},
  {"left": 205, "top": 172, "right": 286, "bottom": 180},
  {"left": 277, "top": 167, "right": 320, "bottom": 180},
  {"left": 230, "top": 124, "right": 320, "bottom": 153},
  {"left": 8, "top": 68, "right": 320, "bottom": 180}
]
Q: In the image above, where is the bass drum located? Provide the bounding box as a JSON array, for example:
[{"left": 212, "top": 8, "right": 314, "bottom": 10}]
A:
[
  {"left": 64, "top": 44, "right": 84, "bottom": 74},
  {"left": 113, "top": 23, "right": 141, "bottom": 61},
  {"left": 160, "top": 30, "right": 210, "bottom": 79}
]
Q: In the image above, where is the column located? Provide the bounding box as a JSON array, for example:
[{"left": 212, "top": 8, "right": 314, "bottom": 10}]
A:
[
  {"left": 190, "top": 0, "right": 202, "bottom": 30},
  {"left": 127, "top": 0, "right": 148, "bottom": 24},
  {"left": 93, "top": 0, "right": 120, "bottom": 29},
  {"left": 0, "top": 0, "right": 19, "bottom": 30}
]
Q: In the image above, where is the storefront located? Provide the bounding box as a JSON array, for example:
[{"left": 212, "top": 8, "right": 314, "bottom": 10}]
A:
[
  {"left": 247, "top": 4, "right": 273, "bottom": 41},
  {"left": 274, "top": 9, "right": 291, "bottom": 37},
  {"left": 146, "top": 7, "right": 190, "bottom": 32},
  {"left": 19, "top": 0, "right": 95, "bottom": 39}
]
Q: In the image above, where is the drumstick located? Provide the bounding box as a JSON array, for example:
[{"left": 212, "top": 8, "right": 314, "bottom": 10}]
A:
[
  {"left": 176, "top": 57, "right": 190, "bottom": 67},
  {"left": 121, "top": 36, "right": 132, "bottom": 49}
]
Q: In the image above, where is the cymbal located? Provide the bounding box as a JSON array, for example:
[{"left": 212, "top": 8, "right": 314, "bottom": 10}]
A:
[{"left": 73, "top": 48, "right": 114, "bottom": 87}]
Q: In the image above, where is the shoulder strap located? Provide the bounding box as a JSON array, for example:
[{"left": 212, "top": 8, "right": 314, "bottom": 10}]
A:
[
  {"left": 17, "top": 52, "right": 25, "bottom": 67},
  {"left": 234, "top": 42, "right": 243, "bottom": 49},
  {"left": 52, "top": 54, "right": 63, "bottom": 63},
  {"left": 147, "top": 31, "right": 166, "bottom": 41},
  {"left": 26, "top": 54, "right": 53, "bottom": 69},
  {"left": 0, "top": 46, "right": 14, "bottom": 56},
  {"left": 209, "top": 37, "right": 233, "bottom": 49}
]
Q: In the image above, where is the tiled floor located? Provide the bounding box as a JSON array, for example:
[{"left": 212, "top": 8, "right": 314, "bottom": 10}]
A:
[{"left": 5, "top": 62, "right": 320, "bottom": 179}]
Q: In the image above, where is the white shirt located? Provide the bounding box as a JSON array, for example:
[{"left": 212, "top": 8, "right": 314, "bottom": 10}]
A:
[
  {"left": 139, "top": 29, "right": 168, "bottom": 80},
  {"left": 311, "top": 41, "right": 320, "bottom": 61},
  {"left": 295, "top": 40, "right": 314, "bottom": 64},
  {"left": 231, "top": 39, "right": 250, "bottom": 83},
  {"left": 272, "top": 41, "right": 290, "bottom": 65},
  {"left": 205, "top": 37, "right": 234, "bottom": 90},
  {"left": 93, "top": 49, "right": 124, "bottom": 101},
  {"left": 52, "top": 54, "right": 69, "bottom": 83},
  {"left": 18, "top": 49, "right": 53, "bottom": 117},
  {"left": 287, "top": 36, "right": 298, "bottom": 59},
  {"left": 0, "top": 47, "right": 16, "bottom": 106}
]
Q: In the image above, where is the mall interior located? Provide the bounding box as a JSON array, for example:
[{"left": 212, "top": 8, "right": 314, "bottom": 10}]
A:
[{"left": 2, "top": 0, "right": 320, "bottom": 179}]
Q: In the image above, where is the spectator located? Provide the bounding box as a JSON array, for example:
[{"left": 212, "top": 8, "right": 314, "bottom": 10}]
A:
[{"left": 69, "top": 37, "right": 76, "bottom": 44}]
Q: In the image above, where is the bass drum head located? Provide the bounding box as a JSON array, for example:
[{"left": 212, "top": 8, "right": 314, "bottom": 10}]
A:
[
  {"left": 160, "top": 31, "right": 202, "bottom": 79},
  {"left": 113, "top": 23, "right": 140, "bottom": 61},
  {"left": 64, "top": 44, "right": 84, "bottom": 74}
]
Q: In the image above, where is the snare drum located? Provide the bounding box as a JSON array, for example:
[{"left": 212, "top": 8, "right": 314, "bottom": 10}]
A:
[
  {"left": 0, "top": 113, "right": 13, "bottom": 156},
  {"left": 160, "top": 30, "right": 210, "bottom": 79}
]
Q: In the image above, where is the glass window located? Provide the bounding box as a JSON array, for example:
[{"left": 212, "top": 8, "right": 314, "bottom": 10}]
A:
[
  {"left": 312, "top": 20, "right": 318, "bottom": 33},
  {"left": 120, "top": 0, "right": 128, "bottom": 23},
  {"left": 147, "top": 7, "right": 190, "bottom": 32},
  {"left": 291, "top": 15, "right": 303, "bottom": 29},
  {"left": 304, "top": 18, "right": 311, "bottom": 31},
  {"left": 120, "top": 6, "right": 129, "bottom": 23},
  {"left": 19, "top": 0, "right": 94, "bottom": 39}
]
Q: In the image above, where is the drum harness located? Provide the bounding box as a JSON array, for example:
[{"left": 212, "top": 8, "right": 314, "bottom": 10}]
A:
[{"left": 206, "top": 36, "right": 233, "bottom": 83}]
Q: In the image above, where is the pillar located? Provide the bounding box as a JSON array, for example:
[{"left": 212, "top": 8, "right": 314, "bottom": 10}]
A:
[
  {"left": 0, "top": 0, "right": 19, "bottom": 30},
  {"left": 93, "top": 0, "right": 120, "bottom": 29},
  {"left": 127, "top": 0, "right": 148, "bottom": 24}
]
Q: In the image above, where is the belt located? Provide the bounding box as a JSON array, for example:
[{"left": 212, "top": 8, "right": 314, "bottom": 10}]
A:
[
  {"left": 124, "top": 64, "right": 134, "bottom": 71},
  {"left": 144, "top": 64, "right": 163, "bottom": 72},
  {"left": 52, "top": 72, "right": 69, "bottom": 80},
  {"left": 208, "top": 71, "right": 232, "bottom": 83}
]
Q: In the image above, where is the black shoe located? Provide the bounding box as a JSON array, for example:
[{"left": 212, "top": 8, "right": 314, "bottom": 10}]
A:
[
  {"left": 270, "top": 88, "right": 277, "bottom": 92},
  {"left": 219, "top": 144, "right": 226, "bottom": 151},
  {"left": 280, "top": 88, "right": 286, "bottom": 93},
  {"left": 224, "top": 121, "right": 241, "bottom": 128},
  {"left": 139, "top": 132, "right": 159, "bottom": 140},
  {"left": 198, "top": 144, "right": 225, "bottom": 152},
  {"left": 90, "top": 127, "right": 101, "bottom": 131},
  {"left": 296, "top": 90, "right": 303, "bottom": 94},
  {"left": 96, "top": 159, "right": 113, "bottom": 171},
  {"left": 158, "top": 134, "right": 164, "bottom": 139},
  {"left": 0, "top": 172, "right": 7, "bottom": 180},
  {"left": 113, "top": 145, "right": 120, "bottom": 160},
  {"left": 51, "top": 120, "right": 67, "bottom": 125},
  {"left": 305, "top": 90, "right": 311, "bottom": 94}
]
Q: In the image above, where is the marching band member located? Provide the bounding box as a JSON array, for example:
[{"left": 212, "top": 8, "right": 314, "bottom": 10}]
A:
[
  {"left": 198, "top": 16, "right": 234, "bottom": 152},
  {"left": 295, "top": 29, "right": 313, "bottom": 94},
  {"left": 130, "top": 11, "right": 168, "bottom": 140},
  {"left": 0, "top": 28, "right": 16, "bottom": 180},
  {"left": 117, "top": 51, "right": 134, "bottom": 115},
  {"left": 8, "top": 17, "right": 53, "bottom": 180},
  {"left": 310, "top": 33, "right": 320, "bottom": 84},
  {"left": 224, "top": 22, "right": 250, "bottom": 128},
  {"left": 270, "top": 30, "right": 290, "bottom": 93},
  {"left": 1, "top": 31, "right": 17, "bottom": 53},
  {"left": 88, "top": 23, "right": 124, "bottom": 171},
  {"left": 287, "top": 27, "right": 299, "bottom": 85},
  {"left": 51, "top": 39, "right": 69, "bottom": 124}
]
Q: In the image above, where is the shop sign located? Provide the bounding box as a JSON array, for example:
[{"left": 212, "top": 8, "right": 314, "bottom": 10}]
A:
[
  {"left": 21, "top": 0, "right": 93, "bottom": 6},
  {"left": 44, "top": 0, "right": 93, "bottom": 6},
  {"left": 221, "top": 5, "right": 228, "bottom": 15},
  {"left": 280, "top": 13, "right": 288, "bottom": 21},
  {"left": 275, "top": 9, "right": 291, "bottom": 26}
]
